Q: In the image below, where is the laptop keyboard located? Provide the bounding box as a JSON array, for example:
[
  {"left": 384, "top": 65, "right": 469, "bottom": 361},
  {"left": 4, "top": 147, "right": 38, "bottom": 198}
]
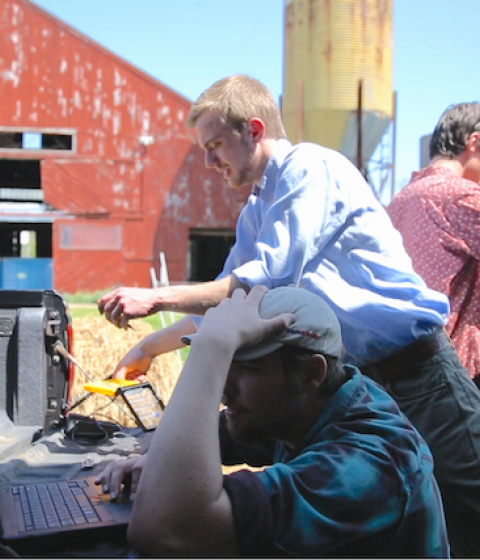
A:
[{"left": 12, "top": 480, "right": 106, "bottom": 532}]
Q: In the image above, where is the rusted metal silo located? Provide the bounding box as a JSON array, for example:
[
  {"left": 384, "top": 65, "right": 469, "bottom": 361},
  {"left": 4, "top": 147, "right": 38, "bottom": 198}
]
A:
[{"left": 282, "top": 0, "right": 393, "bottom": 170}]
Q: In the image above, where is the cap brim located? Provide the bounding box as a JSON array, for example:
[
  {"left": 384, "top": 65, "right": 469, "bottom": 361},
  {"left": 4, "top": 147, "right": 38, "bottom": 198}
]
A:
[{"left": 181, "top": 334, "right": 284, "bottom": 362}]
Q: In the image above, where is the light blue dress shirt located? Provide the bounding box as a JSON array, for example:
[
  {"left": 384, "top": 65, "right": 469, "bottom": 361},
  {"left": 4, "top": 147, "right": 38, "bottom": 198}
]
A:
[{"left": 216, "top": 139, "right": 449, "bottom": 366}]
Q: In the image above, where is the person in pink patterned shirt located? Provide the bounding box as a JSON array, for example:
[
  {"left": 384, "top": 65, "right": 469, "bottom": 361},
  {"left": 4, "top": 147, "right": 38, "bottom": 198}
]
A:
[{"left": 388, "top": 102, "right": 480, "bottom": 386}]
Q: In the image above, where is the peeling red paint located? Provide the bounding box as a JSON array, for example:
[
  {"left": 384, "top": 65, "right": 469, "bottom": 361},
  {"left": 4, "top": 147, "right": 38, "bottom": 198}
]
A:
[{"left": 0, "top": 0, "right": 250, "bottom": 292}]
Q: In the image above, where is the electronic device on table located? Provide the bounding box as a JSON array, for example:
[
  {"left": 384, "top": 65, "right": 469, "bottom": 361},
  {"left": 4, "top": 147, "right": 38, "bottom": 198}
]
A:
[
  {"left": 0, "top": 476, "right": 133, "bottom": 553},
  {"left": 83, "top": 380, "right": 165, "bottom": 431},
  {"left": 0, "top": 382, "right": 165, "bottom": 552}
]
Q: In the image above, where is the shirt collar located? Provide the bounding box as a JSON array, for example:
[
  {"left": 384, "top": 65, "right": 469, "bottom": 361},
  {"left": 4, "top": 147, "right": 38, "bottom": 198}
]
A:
[
  {"left": 412, "top": 163, "right": 459, "bottom": 182},
  {"left": 280, "top": 366, "right": 363, "bottom": 460},
  {"left": 252, "top": 139, "right": 292, "bottom": 201}
]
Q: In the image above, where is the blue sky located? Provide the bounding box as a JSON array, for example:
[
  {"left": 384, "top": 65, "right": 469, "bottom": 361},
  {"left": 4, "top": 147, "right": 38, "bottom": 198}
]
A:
[{"left": 31, "top": 0, "right": 480, "bottom": 202}]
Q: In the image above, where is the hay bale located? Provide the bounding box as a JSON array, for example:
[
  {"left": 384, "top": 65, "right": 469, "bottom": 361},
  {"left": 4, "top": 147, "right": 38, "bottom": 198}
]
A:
[{"left": 69, "top": 316, "right": 182, "bottom": 426}]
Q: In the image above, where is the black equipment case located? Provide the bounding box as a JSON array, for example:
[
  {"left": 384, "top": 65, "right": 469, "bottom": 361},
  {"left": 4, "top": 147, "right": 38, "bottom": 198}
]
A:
[{"left": 0, "top": 290, "right": 71, "bottom": 443}]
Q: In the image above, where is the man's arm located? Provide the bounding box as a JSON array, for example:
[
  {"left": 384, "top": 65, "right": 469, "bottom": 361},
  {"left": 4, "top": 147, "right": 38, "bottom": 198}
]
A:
[
  {"left": 112, "top": 315, "right": 195, "bottom": 380},
  {"left": 446, "top": 192, "right": 480, "bottom": 260},
  {"left": 127, "top": 287, "right": 293, "bottom": 556},
  {"left": 98, "top": 274, "right": 245, "bottom": 328}
]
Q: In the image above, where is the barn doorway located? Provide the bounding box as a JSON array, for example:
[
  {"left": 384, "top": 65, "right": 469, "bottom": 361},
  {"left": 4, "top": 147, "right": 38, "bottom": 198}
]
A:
[
  {"left": 188, "top": 229, "right": 235, "bottom": 282},
  {"left": 0, "top": 158, "right": 54, "bottom": 288},
  {"left": 0, "top": 158, "right": 52, "bottom": 257}
]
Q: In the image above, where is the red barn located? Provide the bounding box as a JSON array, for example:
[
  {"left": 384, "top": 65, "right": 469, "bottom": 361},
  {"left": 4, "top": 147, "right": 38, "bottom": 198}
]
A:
[{"left": 0, "top": 0, "right": 248, "bottom": 293}]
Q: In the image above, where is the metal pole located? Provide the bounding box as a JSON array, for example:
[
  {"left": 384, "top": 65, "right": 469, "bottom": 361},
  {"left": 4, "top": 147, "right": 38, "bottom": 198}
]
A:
[
  {"left": 297, "top": 80, "right": 304, "bottom": 143},
  {"left": 357, "top": 80, "right": 363, "bottom": 174},
  {"left": 391, "top": 90, "right": 398, "bottom": 200}
]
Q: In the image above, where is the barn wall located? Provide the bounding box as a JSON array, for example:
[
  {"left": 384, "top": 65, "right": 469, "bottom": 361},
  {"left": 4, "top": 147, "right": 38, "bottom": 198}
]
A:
[{"left": 0, "top": 0, "right": 249, "bottom": 293}]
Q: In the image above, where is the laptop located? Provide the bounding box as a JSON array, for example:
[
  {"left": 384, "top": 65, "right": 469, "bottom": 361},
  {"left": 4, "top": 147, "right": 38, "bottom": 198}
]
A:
[{"left": 0, "top": 476, "right": 134, "bottom": 553}]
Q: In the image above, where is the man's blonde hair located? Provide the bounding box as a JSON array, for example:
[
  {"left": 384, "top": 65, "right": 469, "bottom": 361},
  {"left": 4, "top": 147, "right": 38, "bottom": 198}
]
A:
[{"left": 186, "top": 75, "right": 287, "bottom": 140}]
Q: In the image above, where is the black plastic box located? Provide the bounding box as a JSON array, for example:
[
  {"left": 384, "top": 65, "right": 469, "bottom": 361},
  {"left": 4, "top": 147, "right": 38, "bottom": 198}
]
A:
[{"left": 0, "top": 290, "right": 71, "bottom": 433}]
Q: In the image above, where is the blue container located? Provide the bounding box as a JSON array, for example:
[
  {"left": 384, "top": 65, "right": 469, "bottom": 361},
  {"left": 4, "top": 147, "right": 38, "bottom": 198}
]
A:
[{"left": 1, "top": 258, "right": 53, "bottom": 290}]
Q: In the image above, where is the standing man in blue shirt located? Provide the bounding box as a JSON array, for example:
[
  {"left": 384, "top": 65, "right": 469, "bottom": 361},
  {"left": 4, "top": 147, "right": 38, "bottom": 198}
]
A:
[
  {"left": 98, "top": 74, "right": 480, "bottom": 556},
  {"left": 98, "top": 286, "right": 449, "bottom": 557}
]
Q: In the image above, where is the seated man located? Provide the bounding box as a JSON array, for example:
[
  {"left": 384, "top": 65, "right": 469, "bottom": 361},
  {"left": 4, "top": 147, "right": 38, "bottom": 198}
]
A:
[{"left": 98, "top": 286, "right": 448, "bottom": 557}]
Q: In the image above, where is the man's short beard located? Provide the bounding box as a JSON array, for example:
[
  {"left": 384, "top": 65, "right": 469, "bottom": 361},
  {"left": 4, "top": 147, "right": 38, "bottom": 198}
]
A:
[
  {"left": 230, "top": 137, "right": 256, "bottom": 188},
  {"left": 226, "top": 395, "right": 305, "bottom": 446},
  {"left": 226, "top": 416, "right": 270, "bottom": 444},
  {"left": 231, "top": 161, "right": 255, "bottom": 189}
]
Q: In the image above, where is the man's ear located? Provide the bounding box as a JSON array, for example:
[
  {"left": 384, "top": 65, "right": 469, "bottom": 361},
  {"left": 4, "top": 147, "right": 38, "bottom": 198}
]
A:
[
  {"left": 247, "top": 117, "right": 266, "bottom": 144},
  {"left": 303, "top": 354, "right": 327, "bottom": 392},
  {"left": 466, "top": 131, "right": 480, "bottom": 153}
]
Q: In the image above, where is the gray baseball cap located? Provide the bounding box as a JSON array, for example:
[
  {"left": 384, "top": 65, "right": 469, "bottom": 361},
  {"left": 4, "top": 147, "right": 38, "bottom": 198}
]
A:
[{"left": 181, "top": 286, "right": 342, "bottom": 361}]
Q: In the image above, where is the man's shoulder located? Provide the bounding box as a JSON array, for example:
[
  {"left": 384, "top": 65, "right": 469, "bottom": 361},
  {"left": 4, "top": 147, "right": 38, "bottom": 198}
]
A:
[
  {"left": 393, "top": 165, "right": 477, "bottom": 201},
  {"left": 344, "top": 369, "right": 426, "bottom": 435},
  {"left": 284, "top": 141, "right": 347, "bottom": 164},
  {"left": 278, "top": 142, "right": 361, "bottom": 183},
  {"left": 329, "top": 367, "right": 407, "bottom": 424}
]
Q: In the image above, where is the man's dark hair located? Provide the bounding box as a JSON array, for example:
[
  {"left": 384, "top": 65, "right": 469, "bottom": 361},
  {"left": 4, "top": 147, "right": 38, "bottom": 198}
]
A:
[
  {"left": 429, "top": 102, "right": 480, "bottom": 160},
  {"left": 280, "top": 346, "right": 345, "bottom": 400}
]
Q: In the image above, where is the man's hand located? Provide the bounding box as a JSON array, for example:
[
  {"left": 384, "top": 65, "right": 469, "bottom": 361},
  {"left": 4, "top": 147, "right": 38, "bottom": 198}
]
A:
[
  {"left": 97, "top": 288, "right": 159, "bottom": 328},
  {"left": 108, "top": 316, "right": 197, "bottom": 382},
  {"left": 111, "top": 343, "right": 151, "bottom": 381},
  {"left": 95, "top": 455, "right": 146, "bottom": 500},
  {"left": 195, "top": 285, "right": 295, "bottom": 355}
]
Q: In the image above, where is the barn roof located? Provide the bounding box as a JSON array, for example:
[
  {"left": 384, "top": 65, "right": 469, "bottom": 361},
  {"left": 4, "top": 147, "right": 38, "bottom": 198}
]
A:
[{"left": 16, "top": 0, "right": 192, "bottom": 106}]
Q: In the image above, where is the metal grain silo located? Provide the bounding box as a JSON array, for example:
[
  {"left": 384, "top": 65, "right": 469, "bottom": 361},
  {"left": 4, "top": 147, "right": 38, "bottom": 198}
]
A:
[{"left": 282, "top": 0, "right": 393, "bottom": 169}]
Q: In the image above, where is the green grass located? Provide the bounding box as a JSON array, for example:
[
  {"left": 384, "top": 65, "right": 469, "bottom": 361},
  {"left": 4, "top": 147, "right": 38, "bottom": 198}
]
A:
[
  {"left": 68, "top": 306, "right": 102, "bottom": 320},
  {"left": 68, "top": 306, "right": 163, "bottom": 331},
  {"left": 62, "top": 289, "right": 116, "bottom": 304}
]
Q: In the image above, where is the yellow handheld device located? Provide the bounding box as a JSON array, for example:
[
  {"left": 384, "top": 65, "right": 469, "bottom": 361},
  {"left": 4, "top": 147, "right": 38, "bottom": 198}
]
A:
[
  {"left": 83, "top": 380, "right": 165, "bottom": 430},
  {"left": 83, "top": 379, "right": 139, "bottom": 397}
]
